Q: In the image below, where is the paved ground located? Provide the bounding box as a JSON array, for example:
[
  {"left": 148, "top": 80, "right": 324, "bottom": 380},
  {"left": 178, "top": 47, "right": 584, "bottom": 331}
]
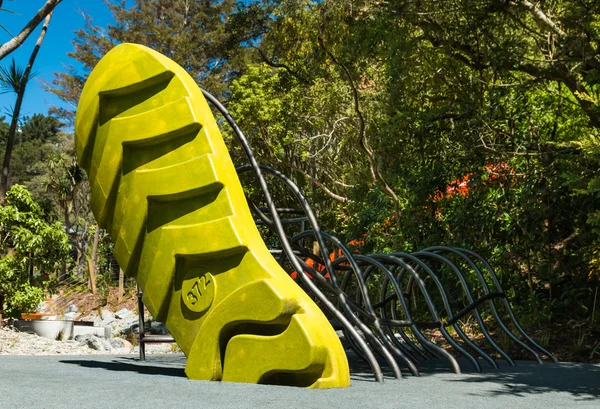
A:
[{"left": 0, "top": 353, "right": 598, "bottom": 408}]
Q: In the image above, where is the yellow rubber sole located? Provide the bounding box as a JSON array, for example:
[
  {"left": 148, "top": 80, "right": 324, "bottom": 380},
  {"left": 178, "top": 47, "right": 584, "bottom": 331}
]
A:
[{"left": 74, "top": 43, "right": 349, "bottom": 388}]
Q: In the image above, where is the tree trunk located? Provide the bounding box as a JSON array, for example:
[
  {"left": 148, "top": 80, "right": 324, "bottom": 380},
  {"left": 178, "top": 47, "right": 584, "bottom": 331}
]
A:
[
  {"left": 0, "top": 12, "right": 53, "bottom": 200},
  {"left": 0, "top": 0, "right": 61, "bottom": 61},
  {"left": 63, "top": 200, "right": 71, "bottom": 233},
  {"left": 60, "top": 202, "right": 70, "bottom": 280},
  {"left": 88, "top": 227, "right": 100, "bottom": 295}
]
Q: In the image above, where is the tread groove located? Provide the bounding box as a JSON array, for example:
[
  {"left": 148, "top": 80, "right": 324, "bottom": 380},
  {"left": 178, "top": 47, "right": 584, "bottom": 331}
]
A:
[
  {"left": 146, "top": 185, "right": 226, "bottom": 232},
  {"left": 121, "top": 125, "right": 200, "bottom": 175},
  {"left": 98, "top": 71, "right": 174, "bottom": 125}
]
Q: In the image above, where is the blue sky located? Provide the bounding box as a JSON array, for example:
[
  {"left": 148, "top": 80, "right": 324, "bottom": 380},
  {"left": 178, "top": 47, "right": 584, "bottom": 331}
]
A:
[{"left": 0, "top": 0, "right": 116, "bottom": 121}]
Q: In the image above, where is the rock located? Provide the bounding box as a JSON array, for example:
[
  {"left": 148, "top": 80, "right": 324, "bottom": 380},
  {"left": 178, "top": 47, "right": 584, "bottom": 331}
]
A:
[
  {"left": 110, "top": 338, "right": 133, "bottom": 351},
  {"left": 65, "top": 304, "right": 78, "bottom": 313},
  {"left": 1, "top": 326, "right": 182, "bottom": 356},
  {"left": 115, "top": 308, "right": 132, "bottom": 320},
  {"left": 111, "top": 314, "right": 140, "bottom": 336},
  {"left": 120, "top": 323, "right": 139, "bottom": 336},
  {"left": 100, "top": 309, "right": 115, "bottom": 325},
  {"left": 81, "top": 312, "right": 102, "bottom": 327},
  {"left": 74, "top": 334, "right": 111, "bottom": 351},
  {"left": 149, "top": 321, "right": 169, "bottom": 335},
  {"left": 101, "top": 310, "right": 114, "bottom": 320},
  {"left": 63, "top": 312, "right": 80, "bottom": 321}
]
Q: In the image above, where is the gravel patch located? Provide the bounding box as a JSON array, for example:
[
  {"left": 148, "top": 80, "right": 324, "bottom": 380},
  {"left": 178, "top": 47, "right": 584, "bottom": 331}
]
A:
[
  {"left": 0, "top": 326, "right": 105, "bottom": 355},
  {"left": 0, "top": 326, "right": 175, "bottom": 355}
]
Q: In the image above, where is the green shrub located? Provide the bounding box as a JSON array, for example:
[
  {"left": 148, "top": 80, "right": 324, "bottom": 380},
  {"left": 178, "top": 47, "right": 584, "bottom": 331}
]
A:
[{"left": 0, "top": 185, "right": 70, "bottom": 316}]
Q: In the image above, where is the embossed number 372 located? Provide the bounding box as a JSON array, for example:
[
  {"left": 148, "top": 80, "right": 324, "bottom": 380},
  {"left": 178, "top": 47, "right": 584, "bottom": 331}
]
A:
[{"left": 187, "top": 275, "right": 211, "bottom": 306}]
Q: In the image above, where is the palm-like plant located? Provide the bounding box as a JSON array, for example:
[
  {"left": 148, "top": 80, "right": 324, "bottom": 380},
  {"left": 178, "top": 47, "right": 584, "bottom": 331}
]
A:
[
  {"left": 0, "top": 12, "right": 52, "bottom": 201},
  {"left": 0, "top": 58, "right": 35, "bottom": 95},
  {"left": 0, "top": 58, "right": 33, "bottom": 148},
  {"left": 0, "top": 58, "right": 37, "bottom": 131}
]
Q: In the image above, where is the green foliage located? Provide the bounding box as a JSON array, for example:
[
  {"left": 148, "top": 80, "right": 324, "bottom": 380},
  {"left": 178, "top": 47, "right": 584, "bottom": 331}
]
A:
[
  {"left": 20, "top": 114, "right": 60, "bottom": 143},
  {"left": 0, "top": 185, "right": 70, "bottom": 316},
  {"left": 0, "top": 114, "right": 71, "bottom": 212},
  {"left": 0, "top": 115, "right": 9, "bottom": 145}
]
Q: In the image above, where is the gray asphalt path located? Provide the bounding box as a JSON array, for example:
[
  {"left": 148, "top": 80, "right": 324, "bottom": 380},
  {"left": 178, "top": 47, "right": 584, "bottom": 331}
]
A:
[{"left": 0, "top": 354, "right": 598, "bottom": 408}]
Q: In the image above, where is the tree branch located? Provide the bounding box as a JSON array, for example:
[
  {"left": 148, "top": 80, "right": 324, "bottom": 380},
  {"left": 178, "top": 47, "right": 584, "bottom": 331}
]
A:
[
  {"left": 0, "top": 0, "right": 61, "bottom": 61},
  {"left": 318, "top": 31, "right": 401, "bottom": 216},
  {"left": 510, "top": 0, "right": 566, "bottom": 38},
  {"left": 515, "top": 63, "right": 600, "bottom": 127},
  {"left": 273, "top": 159, "right": 349, "bottom": 203},
  {"left": 252, "top": 46, "right": 311, "bottom": 84},
  {"left": 419, "top": 17, "right": 600, "bottom": 127}
]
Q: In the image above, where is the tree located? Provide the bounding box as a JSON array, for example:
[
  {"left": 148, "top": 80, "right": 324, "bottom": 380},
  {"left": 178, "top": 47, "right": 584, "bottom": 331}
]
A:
[
  {"left": 43, "top": 136, "right": 93, "bottom": 280},
  {"left": 223, "top": 0, "right": 600, "bottom": 322},
  {"left": 21, "top": 114, "right": 60, "bottom": 143},
  {"left": 0, "top": 185, "right": 70, "bottom": 318},
  {"left": 379, "top": 0, "right": 600, "bottom": 127},
  {"left": 0, "top": 11, "right": 54, "bottom": 200},
  {"left": 1, "top": 114, "right": 64, "bottom": 200},
  {"left": 47, "top": 0, "right": 255, "bottom": 125}
]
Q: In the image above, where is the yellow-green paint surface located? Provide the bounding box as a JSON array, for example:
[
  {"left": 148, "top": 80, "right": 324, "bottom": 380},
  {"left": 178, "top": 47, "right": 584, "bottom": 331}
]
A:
[{"left": 74, "top": 43, "right": 350, "bottom": 388}]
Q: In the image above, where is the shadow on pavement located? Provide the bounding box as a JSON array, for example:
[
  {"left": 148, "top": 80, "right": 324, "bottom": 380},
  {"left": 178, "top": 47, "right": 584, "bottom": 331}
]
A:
[
  {"left": 449, "top": 361, "right": 600, "bottom": 401},
  {"left": 60, "top": 353, "right": 600, "bottom": 401},
  {"left": 345, "top": 350, "right": 399, "bottom": 381},
  {"left": 347, "top": 350, "right": 600, "bottom": 401},
  {"left": 60, "top": 357, "right": 187, "bottom": 378},
  {"left": 61, "top": 353, "right": 400, "bottom": 383}
]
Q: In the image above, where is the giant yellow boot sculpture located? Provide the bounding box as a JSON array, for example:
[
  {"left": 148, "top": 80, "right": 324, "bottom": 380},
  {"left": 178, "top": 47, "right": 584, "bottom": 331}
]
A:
[{"left": 74, "top": 43, "right": 349, "bottom": 388}]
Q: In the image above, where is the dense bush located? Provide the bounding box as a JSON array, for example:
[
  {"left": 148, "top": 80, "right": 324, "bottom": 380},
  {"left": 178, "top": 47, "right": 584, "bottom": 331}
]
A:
[{"left": 0, "top": 185, "right": 70, "bottom": 316}]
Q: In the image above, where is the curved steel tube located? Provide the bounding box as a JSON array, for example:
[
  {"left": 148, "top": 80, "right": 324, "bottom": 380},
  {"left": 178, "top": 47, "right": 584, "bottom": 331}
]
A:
[
  {"left": 392, "top": 252, "right": 483, "bottom": 371},
  {"left": 238, "top": 164, "right": 394, "bottom": 379},
  {"left": 338, "top": 254, "right": 420, "bottom": 376},
  {"left": 412, "top": 251, "right": 499, "bottom": 368},
  {"left": 371, "top": 254, "right": 462, "bottom": 373},
  {"left": 456, "top": 248, "right": 558, "bottom": 363},
  {"left": 422, "top": 246, "right": 515, "bottom": 365}
]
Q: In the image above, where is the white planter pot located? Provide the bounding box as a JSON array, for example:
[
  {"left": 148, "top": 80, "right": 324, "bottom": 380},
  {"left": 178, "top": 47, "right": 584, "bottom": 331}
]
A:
[{"left": 15, "top": 319, "right": 74, "bottom": 340}]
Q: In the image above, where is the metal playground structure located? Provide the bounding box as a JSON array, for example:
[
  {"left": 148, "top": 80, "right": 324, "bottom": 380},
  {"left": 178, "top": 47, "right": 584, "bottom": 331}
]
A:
[{"left": 206, "top": 89, "right": 558, "bottom": 382}]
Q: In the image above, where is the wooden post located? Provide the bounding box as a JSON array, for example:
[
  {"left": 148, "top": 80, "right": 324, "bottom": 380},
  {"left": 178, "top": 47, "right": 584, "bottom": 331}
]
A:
[
  {"left": 312, "top": 240, "right": 320, "bottom": 256},
  {"left": 118, "top": 268, "right": 124, "bottom": 302},
  {"left": 0, "top": 294, "right": 4, "bottom": 328},
  {"left": 87, "top": 258, "right": 97, "bottom": 295},
  {"left": 88, "top": 227, "right": 100, "bottom": 295}
]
